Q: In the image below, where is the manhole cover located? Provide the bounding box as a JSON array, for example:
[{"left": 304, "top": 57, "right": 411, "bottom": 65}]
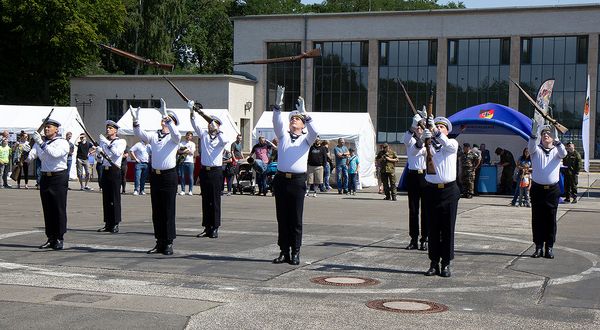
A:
[
  {"left": 53, "top": 293, "right": 111, "bottom": 304},
  {"left": 310, "top": 276, "right": 380, "bottom": 287},
  {"left": 367, "top": 299, "right": 448, "bottom": 314}
]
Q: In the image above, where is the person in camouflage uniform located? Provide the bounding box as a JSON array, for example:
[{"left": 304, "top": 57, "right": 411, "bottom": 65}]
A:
[
  {"left": 562, "top": 142, "right": 581, "bottom": 203},
  {"left": 460, "top": 143, "right": 480, "bottom": 199},
  {"left": 376, "top": 143, "right": 399, "bottom": 201}
]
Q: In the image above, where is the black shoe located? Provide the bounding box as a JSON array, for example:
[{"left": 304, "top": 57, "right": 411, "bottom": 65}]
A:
[
  {"left": 196, "top": 227, "right": 211, "bottom": 238},
  {"left": 391, "top": 196, "right": 397, "bottom": 201},
  {"left": 571, "top": 199, "right": 577, "bottom": 204},
  {"left": 440, "top": 264, "right": 451, "bottom": 277},
  {"left": 290, "top": 251, "right": 300, "bottom": 265},
  {"left": 273, "top": 252, "right": 291, "bottom": 264},
  {"left": 162, "top": 244, "right": 173, "bottom": 255},
  {"left": 110, "top": 225, "right": 119, "bottom": 233},
  {"left": 39, "top": 240, "right": 55, "bottom": 249},
  {"left": 97, "top": 226, "right": 110, "bottom": 232},
  {"left": 209, "top": 227, "right": 219, "bottom": 238},
  {"left": 419, "top": 241, "right": 428, "bottom": 251},
  {"left": 425, "top": 262, "right": 440, "bottom": 276},
  {"left": 531, "top": 248, "right": 543, "bottom": 258},
  {"left": 52, "top": 240, "right": 64, "bottom": 250},
  {"left": 383, "top": 196, "right": 390, "bottom": 200},
  {"left": 544, "top": 247, "right": 554, "bottom": 259},
  {"left": 564, "top": 198, "right": 571, "bottom": 203},
  {"left": 405, "top": 242, "right": 418, "bottom": 250},
  {"left": 147, "top": 244, "right": 164, "bottom": 254}
]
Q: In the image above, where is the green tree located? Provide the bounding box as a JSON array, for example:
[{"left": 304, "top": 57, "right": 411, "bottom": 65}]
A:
[
  {"left": 234, "top": 0, "right": 304, "bottom": 15},
  {"left": 0, "top": 0, "right": 125, "bottom": 105},
  {"left": 318, "top": 0, "right": 464, "bottom": 12}
]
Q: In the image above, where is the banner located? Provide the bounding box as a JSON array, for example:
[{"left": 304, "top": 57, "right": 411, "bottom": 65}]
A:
[
  {"left": 535, "top": 79, "right": 555, "bottom": 126},
  {"left": 582, "top": 75, "right": 590, "bottom": 172}
]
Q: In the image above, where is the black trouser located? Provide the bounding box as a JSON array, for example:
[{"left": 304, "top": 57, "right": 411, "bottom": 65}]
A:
[
  {"left": 423, "top": 181, "right": 459, "bottom": 265},
  {"left": 150, "top": 168, "right": 177, "bottom": 244},
  {"left": 273, "top": 172, "right": 306, "bottom": 252},
  {"left": 530, "top": 182, "right": 560, "bottom": 248},
  {"left": 563, "top": 171, "right": 578, "bottom": 200},
  {"left": 39, "top": 170, "right": 69, "bottom": 240},
  {"left": 101, "top": 166, "right": 121, "bottom": 229},
  {"left": 406, "top": 170, "right": 427, "bottom": 243},
  {"left": 120, "top": 163, "right": 127, "bottom": 193},
  {"left": 199, "top": 167, "right": 223, "bottom": 229},
  {"left": 17, "top": 162, "right": 29, "bottom": 185},
  {"left": 500, "top": 167, "right": 514, "bottom": 194}
]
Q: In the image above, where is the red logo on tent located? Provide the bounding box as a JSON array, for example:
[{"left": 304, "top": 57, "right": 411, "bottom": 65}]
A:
[{"left": 479, "top": 109, "right": 494, "bottom": 119}]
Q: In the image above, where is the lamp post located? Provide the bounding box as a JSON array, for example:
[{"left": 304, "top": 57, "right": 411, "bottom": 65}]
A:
[{"left": 74, "top": 94, "right": 93, "bottom": 122}]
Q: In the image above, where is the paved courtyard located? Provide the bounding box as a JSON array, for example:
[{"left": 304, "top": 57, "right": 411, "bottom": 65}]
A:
[{"left": 0, "top": 178, "right": 599, "bottom": 329}]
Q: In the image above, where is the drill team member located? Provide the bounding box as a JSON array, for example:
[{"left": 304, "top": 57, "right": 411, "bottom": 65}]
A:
[
  {"left": 528, "top": 122, "right": 566, "bottom": 259},
  {"left": 404, "top": 110, "right": 428, "bottom": 251},
  {"left": 271, "top": 86, "right": 318, "bottom": 266},
  {"left": 189, "top": 100, "right": 229, "bottom": 239},
  {"left": 132, "top": 99, "right": 181, "bottom": 255},
  {"left": 422, "top": 116, "right": 459, "bottom": 278},
  {"left": 27, "top": 118, "right": 70, "bottom": 250},
  {"left": 97, "top": 120, "right": 127, "bottom": 234}
]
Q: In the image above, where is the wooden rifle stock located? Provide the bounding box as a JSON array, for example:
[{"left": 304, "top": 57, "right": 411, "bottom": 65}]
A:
[
  {"left": 234, "top": 48, "right": 321, "bottom": 65},
  {"left": 11, "top": 108, "right": 55, "bottom": 181},
  {"left": 99, "top": 44, "right": 174, "bottom": 71},
  {"left": 509, "top": 78, "right": 568, "bottom": 134},
  {"left": 425, "top": 91, "right": 436, "bottom": 175},
  {"left": 162, "top": 76, "right": 212, "bottom": 123},
  {"left": 397, "top": 79, "right": 426, "bottom": 131},
  {"left": 74, "top": 118, "right": 117, "bottom": 167}
]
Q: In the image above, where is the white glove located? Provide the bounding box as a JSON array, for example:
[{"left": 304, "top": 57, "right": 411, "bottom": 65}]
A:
[
  {"left": 417, "top": 105, "right": 427, "bottom": 119},
  {"left": 99, "top": 134, "right": 109, "bottom": 146},
  {"left": 187, "top": 100, "right": 195, "bottom": 115},
  {"left": 296, "top": 96, "right": 306, "bottom": 114},
  {"left": 551, "top": 126, "right": 559, "bottom": 141},
  {"left": 411, "top": 114, "right": 423, "bottom": 129},
  {"left": 276, "top": 85, "right": 285, "bottom": 107},
  {"left": 422, "top": 129, "right": 432, "bottom": 141},
  {"left": 159, "top": 98, "right": 168, "bottom": 118},
  {"left": 530, "top": 119, "right": 539, "bottom": 138},
  {"left": 130, "top": 106, "right": 139, "bottom": 122},
  {"left": 33, "top": 132, "right": 43, "bottom": 145},
  {"left": 427, "top": 117, "right": 435, "bottom": 128},
  {"left": 23, "top": 144, "right": 31, "bottom": 152}
]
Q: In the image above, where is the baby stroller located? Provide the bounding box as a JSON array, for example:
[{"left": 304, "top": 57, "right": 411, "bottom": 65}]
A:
[
  {"left": 233, "top": 162, "right": 256, "bottom": 194},
  {"left": 264, "top": 162, "right": 278, "bottom": 194}
]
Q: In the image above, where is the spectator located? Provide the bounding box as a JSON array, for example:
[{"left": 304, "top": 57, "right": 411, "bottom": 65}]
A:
[
  {"left": 347, "top": 147, "right": 360, "bottom": 195},
  {"left": 178, "top": 131, "right": 196, "bottom": 196},
  {"left": 251, "top": 136, "right": 274, "bottom": 195},
  {"left": 480, "top": 143, "right": 491, "bottom": 165},
  {"left": 460, "top": 143, "right": 480, "bottom": 199},
  {"left": 120, "top": 148, "right": 129, "bottom": 194},
  {"left": 321, "top": 140, "right": 332, "bottom": 191},
  {"left": 12, "top": 132, "right": 31, "bottom": 189},
  {"left": 75, "top": 133, "right": 95, "bottom": 190},
  {"left": 222, "top": 149, "right": 234, "bottom": 196},
  {"left": 562, "top": 142, "right": 581, "bottom": 203},
  {"left": 65, "top": 132, "right": 74, "bottom": 181},
  {"left": 0, "top": 138, "right": 11, "bottom": 188},
  {"left": 375, "top": 144, "right": 385, "bottom": 194},
  {"left": 495, "top": 147, "right": 515, "bottom": 195},
  {"left": 130, "top": 140, "right": 150, "bottom": 195},
  {"left": 517, "top": 164, "right": 531, "bottom": 207},
  {"left": 510, "top": 148, "right": 531, "bottom": 206},
  {"left": 306, "top": 136, "right": 326, "bottom": 197},
  {"left": 231, "top": 134, "right": 243, "bottom": 161},
  {"left": 334, "top": 138, "right": 350, "bottom": 194},
  {"left": 376, "top": 143, "right": 399, "bottom": 201}
]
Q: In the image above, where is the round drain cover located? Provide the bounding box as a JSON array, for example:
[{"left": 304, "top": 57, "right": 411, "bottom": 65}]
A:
[
  {"left": 367, "top": 299, "right": 448, "bottom": 314},
  {"left": 310, "top": 276, "right": 380, "bottom": 287}
]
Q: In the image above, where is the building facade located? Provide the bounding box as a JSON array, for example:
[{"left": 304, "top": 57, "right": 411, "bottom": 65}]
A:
[{"left": 232, "top": 4, "right": 600, "bottom": 158}]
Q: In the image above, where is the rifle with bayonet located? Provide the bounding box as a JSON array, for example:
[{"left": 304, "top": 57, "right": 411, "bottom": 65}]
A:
[
  {"left": 162, "top": 76, "right": 213, "bottom": 124},
  {"left": 424, "top": 91, "right": 436, "bottom": 175},
  {"left": 74, "top": 118, "right": 117, "bottom": 167},
  {"left": 10, "top": 108, "right": 55, "bottom": 181},
  {"left": 509, "top": 78, "right": 568, "bottom": 134},
  {"left": 233, "top": 48, "right": 321, "bottom": 65}
]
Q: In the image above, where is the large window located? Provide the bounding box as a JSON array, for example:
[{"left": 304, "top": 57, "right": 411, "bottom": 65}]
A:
[
  {"left": 520, "top": 36, "right": 588, "bottom": 146},
  {"left": 266, "top": 42, "right": 301, "bottom": 111},
  {"left": 106, "top": 99, "right": 159, "bottom": 122},
  {"left": 378, "top": 40, "right": 437, "bottom": 143},
  {"left": 596, "top": 46, "right": 600, "bottom": 159},
  {"left": 446, "top": 38, "right": 511, "bottom": 116},
  {"left": 313, "top": 41, "right": 369, "bottom": 112}
]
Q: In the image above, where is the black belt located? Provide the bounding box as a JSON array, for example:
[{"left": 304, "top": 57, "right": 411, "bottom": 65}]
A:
[
  {"left": 152, "top": 167, "right": 176, "bottom": 175},
  {"left": 41, "top": 169, "right": 67, "bottom": 177},
  {"left": 277, "top": 171, "right": 306, "bottom": 179},
  {"left": 200, "top": 165, "right": 218, "bottom": 171},
  {"left": 532, "top": 182, "right": 558, "bottom": 190},
  {"left": 426, "top": 181, "right": 456, "bottom": 189},
  {"left": 103, "top": 165, "right": 120, "bottom": 171},
  {"left": 408, "top": 169, "right": 425, "bottom": 174}
]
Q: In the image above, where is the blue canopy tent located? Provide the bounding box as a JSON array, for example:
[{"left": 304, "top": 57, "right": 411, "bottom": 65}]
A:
[{"left": 447, "top": 103, "right": 532, "bottom": 139}]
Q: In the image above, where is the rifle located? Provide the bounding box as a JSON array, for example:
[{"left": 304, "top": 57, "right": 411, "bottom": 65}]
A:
[
  {"left": 233, "top": 48, "right": 321, "bottom": 65},
  {"left": 99, "top": 44, "right": 174, "bottom": 71},
  {"left": 10, "top": 108, "right": 55, "bottom": 181},
  {"left": 397, "top": 79, "right": 426, "bottom": 130},
  {"left": 509, "top": 78, "right": 568, "bottom": 134},
  {"left": 425, "top": 91, "right": 436, "bottom": 175},
  {"left": 74, "top": 118, "right": 118, "bottom": 167},
  {"left": 162, "top": 76, "right": 213, "bottom": 124}
]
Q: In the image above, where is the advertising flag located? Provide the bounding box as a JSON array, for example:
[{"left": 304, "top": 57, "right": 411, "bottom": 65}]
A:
[
  {"left": 535, "top": 79, "right": 555, "bottom": 126},
  {"left": 582, "top": 75, "right": 590, "bottom": 172}
]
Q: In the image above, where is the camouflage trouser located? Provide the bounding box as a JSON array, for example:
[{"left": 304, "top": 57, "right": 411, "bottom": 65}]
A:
[
  {"left": 381, "top": 171, "right": 397, "bottom": 198},
  {"left": 564, "top": 171, "right": 578, "bottom": 200},
  {"left": 461, "top": 170, "right": 475, "bottom": 195}
]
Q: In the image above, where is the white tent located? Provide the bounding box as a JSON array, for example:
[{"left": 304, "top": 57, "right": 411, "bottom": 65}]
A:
[
  {"left": 117, "top": 108, "right": 240, "bottom": 149},
  {"left": 253, "top": 111, "right": 377, "bottom": 187},
  {"left": 0, "top": 105, "right": 85, "bottom": 179}
]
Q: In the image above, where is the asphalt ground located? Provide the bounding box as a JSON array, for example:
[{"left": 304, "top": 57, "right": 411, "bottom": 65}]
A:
[{"left": 0, "top": 177, "right": 599, "bottom": 329}]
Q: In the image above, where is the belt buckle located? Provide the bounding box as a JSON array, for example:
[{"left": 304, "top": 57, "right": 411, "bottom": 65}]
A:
[
  {"left": 155, "top": 169, "right": 161, "bottom": 174},
  {"left": 285, "top": 173, "right": 292, "bottom": 179},
  {"left": 46, "top": 172, "right": 52, "bottom": 177},
  {"left": 544, "top": 185, "right": 549, "bottom": 190},
  {"left": 437, "top": 183, "right": 444, "bottom": 189},
  {"left": 104, "top": 166, "right": 110, "bottom": 170},
  {"left": 206, "top": 166, "right": 212, "bottom": 171},
  {"left": 417, "top": 170, "right": 423, "bottom": 174}
]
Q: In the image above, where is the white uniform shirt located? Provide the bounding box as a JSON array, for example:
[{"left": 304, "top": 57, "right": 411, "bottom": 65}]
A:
[
  {"left": 134, "top": 120, "right": 181, "bottom": 170},
  {"left": 528, "top": 137, "right": 567, "bottom": 185},
  {"left": 273, "top": 109, "right": 318, "bottom": 173},
  {"left": 179, "top": 140, "right": 197, "bottom": 164},
  {"left": 403, "top": 130, "right": 426, "bottom": 171},
  {"left": 27, "top": 137, "right": 69, "bottom": 172},
  {"left": 130, "top": 142, "right": 150, "bottom": 163},
  {"left": 191, "top": 116, "right": 229, "bottom": 167},
  {"left": 424, "top": 132, "right": 459, "bottom": 184},
  {"left": 98, "top": 137, "right": 126, "bottom": 168}
]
